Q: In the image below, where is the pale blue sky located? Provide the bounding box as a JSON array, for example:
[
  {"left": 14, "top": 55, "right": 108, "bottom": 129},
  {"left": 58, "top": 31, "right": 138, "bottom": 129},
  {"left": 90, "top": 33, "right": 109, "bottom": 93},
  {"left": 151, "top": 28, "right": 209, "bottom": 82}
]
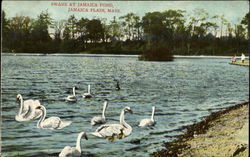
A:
[{"left": 2, "top": 1, "right": 249, "bottom": 24}]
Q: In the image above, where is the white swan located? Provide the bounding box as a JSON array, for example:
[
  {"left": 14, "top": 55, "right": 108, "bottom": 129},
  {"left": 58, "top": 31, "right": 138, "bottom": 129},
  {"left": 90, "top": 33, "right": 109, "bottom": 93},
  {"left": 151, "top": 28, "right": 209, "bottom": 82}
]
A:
[
  {"left": 82, "top": 85, "right": 92, "bottom": 98},
  {"left": 36, "top": 105, "right": 72, "bottom": 130},
  {"left": 59, "top": 132, "right": 88, "bottom": 157},
  {"left": 15, "top": 94, "right": 42, "bottom": 122},
  {"left": 91, "top": 101, "right": 108, "bottom": 125},
  {"left": 66, "top": 87, "right": 77, "bottom": 102},
  {"left": 139, "top": 106, "right": 156, "bottom": 127},
  {"left": 92, "top": 106, "right": 133, "bottom": 138}
]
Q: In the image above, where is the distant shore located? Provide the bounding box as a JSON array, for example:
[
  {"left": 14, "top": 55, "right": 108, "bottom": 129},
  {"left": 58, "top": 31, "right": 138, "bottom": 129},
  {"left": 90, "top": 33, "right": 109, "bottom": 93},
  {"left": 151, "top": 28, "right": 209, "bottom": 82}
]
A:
[
  {"left": 2, "top": 53, "right": 249, "bottom": 60},
  {"left": 152, "top": 101, "right": 249, "bottom": 157}
]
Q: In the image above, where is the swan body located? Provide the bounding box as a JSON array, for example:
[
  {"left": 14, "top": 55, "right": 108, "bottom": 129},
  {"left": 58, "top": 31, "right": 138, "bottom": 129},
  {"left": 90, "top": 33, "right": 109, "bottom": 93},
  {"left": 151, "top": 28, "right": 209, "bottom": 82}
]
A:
[
  {"left": 91, "top": 101, "right": 108, "bottom": 125},
  {"left": 139, "top": 106, "right": 156, "bottom": 127},
  {"left": 15, "top": 94, "right": 42, "bottom": 122},
  {"left": 66, "top": 87, "right": 77, "bottom": 102},
  {"left": 92, "top": 107, "right": 133, "bottom": 138},
  {"left": 59, "top": 132, "right": 88, "bottom": 157},
  {"left": 36, "top": 105, "right": 72, "bottom": 130},
  {"left": 82, "top": 85, "right": 92, "bottom": 98}
]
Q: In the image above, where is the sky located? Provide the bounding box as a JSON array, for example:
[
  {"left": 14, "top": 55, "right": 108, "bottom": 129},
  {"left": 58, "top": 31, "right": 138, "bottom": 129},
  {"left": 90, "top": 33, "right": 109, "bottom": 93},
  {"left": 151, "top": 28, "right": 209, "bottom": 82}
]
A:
[{"left": 2, "top": 1, "right": 249, "bottom": 24}]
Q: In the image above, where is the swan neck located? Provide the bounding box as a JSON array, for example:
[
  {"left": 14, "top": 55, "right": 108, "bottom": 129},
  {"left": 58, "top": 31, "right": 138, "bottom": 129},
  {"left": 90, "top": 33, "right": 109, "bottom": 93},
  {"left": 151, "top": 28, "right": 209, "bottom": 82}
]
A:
[
  {"left": 18, "top": 96, "right": 24, "bottom": 115},
  {"left": 76, "top": 133, "right": 83, "bottom": 153},
  {"left": 119, "top": 110, "right": 125, "bottom": 124},
  {"left": 102, "top": 102, "right": 107, "bottom": 119},
  {"left": 73, "top": 87, "right": 76, "bottom": 96},
  {"left": 88, "top": 85, "right": 90, "bottom": 93},
  {"left": 120, "top": 110, "right": 130, "bottom": 128},
  {"left": 151, "top": 107, "right": 155, "bottom": 121},
  {"left": 37, "top": 107, "right": 46, "bottom": 128}
]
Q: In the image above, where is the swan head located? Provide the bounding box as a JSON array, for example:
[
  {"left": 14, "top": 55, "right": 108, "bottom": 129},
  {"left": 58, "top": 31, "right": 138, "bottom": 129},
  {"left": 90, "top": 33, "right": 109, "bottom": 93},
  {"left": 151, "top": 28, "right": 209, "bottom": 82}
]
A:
[
  {"left": 80, "top": 132, "right": 88, "bottom": 140},
  {"left": 104, "top": 100, "right": 108, "bottom": 107},
  {"left": 16, "top": 94, "right": 22, "bottom": 102},
  {"left": 36, "top": 105, "right": 45, "bottom": 110},
  {"left": 124, "top": 106, "right": 133, "bottom": 114}
]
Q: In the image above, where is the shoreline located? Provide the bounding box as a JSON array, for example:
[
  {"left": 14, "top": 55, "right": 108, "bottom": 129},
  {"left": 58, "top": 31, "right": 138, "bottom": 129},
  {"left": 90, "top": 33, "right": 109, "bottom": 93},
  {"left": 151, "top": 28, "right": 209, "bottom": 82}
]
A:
[
  {"left": 152, "top": 101, "right": 249, "bottom": 157},
  {"left": 2, "top": 53, "right": 249, "bottom": 59}
]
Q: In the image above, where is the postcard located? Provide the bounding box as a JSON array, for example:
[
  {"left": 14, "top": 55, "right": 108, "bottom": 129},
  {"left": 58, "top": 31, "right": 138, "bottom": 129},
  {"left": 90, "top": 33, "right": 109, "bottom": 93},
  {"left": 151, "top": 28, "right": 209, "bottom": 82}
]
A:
[{"left": 1, "top": 1, "right": 249, "bottom": 157}]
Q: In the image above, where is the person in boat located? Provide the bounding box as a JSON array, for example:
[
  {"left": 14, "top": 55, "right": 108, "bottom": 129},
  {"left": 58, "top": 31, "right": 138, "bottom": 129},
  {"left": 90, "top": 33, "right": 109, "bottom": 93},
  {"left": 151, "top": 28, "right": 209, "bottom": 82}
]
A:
[
  {"left": 231, "top": 56, "right": 235, "bottom": 63},
  {"left": 241, "top": 53, "right": 245, "bottom": 63}
]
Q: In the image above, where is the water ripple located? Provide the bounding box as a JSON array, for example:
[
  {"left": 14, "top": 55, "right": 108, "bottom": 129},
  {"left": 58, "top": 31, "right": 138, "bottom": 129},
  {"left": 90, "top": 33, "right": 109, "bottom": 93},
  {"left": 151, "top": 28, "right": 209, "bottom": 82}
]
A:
[{"left": 1, "top": 55, "right": 249, "bottom": 157}]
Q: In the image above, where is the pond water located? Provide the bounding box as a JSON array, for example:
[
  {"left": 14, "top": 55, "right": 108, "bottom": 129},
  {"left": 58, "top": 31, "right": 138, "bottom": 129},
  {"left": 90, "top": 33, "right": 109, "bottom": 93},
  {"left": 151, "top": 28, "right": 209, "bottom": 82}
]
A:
[{"left": 1, "top": 54, "right": 249, "bottom": 157}]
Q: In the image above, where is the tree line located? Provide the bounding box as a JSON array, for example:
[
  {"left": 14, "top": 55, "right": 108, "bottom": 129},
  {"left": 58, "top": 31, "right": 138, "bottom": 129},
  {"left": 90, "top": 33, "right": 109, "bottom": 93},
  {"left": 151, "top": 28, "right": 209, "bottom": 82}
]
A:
[{"left": 2, "top": 9, "right": 249, "bottom": 59}]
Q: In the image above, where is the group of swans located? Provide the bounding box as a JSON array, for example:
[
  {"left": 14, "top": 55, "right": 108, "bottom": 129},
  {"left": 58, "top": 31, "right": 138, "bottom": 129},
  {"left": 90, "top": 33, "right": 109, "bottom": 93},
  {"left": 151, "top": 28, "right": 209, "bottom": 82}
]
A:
[
  {"left": 16, "top": 94, "right": 72, "bottom": 130},
  {"left": 90, "top": 104, "right": 156, "bottom": 138},
  {"left": 15, "top": 80, "right": 156, "bottom": 157},
  {"left": 66, "top": 85, "right": 92, "bottom": 102},
  {"left": 58, "top": 105, "right": 155, "bottom": 157},
  {"left": 57, "top": 105, "right": 155, "bottom": 157}
]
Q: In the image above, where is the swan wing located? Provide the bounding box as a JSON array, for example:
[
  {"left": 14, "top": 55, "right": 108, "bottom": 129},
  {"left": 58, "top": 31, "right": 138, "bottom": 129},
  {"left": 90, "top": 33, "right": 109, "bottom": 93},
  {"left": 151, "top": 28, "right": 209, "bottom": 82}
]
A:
[
  {"left": 20, "top": 105, "right": 42, "bottom": 120},
  {"left": 33, "top": 109, "right": 42, "bottom": 119},
  {"left": 15, "top": 105, "right": 33, "bottom": 122},
  {"left": 22, "top": 100, "right": 40, "bottom": 114},
  {"left": 139, "top": 119, "right": 154, "bottom": 127},
  {"left": 95, "top": 124, "right": 123, "bottom": 137},
  {"left": 91, "top": 116, "right": 104, "bottom": 125},
  {"left": 21, "top": 100, "right": 33, "bottom": 114},
  {"left": 66, "top": 95, "right": 77, "bottom": 101},
  {"left": 22, "top": 105, "right": 34, "bottom": 120},
  {"left": 33, "top": 100, "right": 41, "bottom": 106},
  {"left": 82, "top": 93, "right": 92, "bottom": 98},
  {"left": 42, "top": 117, "right": 61, "bottom": 129},
  {"left": 59, "top": 146, "right": 73, "bottom": 157},
  {"left": 67, "top": 95, "right": 76, "bottom": 99},
  {"left": 71, "top": 147, "right": 81, "bottom": 157},
  {"left": 23, "top": 99, "right": 34, "bottom": 105},
  {"left": 58, "top": 120, "right": 72, "bottom": 129},
  {"left": 15, "top": 115, "right": 31, "bottom": 122}
]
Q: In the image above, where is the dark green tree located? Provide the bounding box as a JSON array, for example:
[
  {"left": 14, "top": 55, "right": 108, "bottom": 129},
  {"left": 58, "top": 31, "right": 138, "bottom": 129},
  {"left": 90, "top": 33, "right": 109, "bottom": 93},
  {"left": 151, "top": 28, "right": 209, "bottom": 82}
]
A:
[
  {"left": 76, "top": 17, "right": 89, "bottom": 43},
  {"left": 67, "top": 15, "right": 77, "bottom": 39},
  {"left": 31, "top": 10, "right": 52, "bottom": 42},
  {"left": 2, "top": 10, "right": 11, "bottom": 51},
  {"left": 86, "top": 19, "right": 104, "bottom": 43},
  {"left": 142, "top": 11, "right": 166, "bottom": 41},
  {"left": 241, "top": 12, "right": 249, "bottom": 39}
]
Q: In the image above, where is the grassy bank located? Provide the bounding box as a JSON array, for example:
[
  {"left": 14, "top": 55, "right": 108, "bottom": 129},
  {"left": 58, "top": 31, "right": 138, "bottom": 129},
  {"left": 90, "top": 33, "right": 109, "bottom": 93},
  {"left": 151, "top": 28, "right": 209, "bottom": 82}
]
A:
[{"left": 152, "top": 101, "right": 249, "bottom": 157}]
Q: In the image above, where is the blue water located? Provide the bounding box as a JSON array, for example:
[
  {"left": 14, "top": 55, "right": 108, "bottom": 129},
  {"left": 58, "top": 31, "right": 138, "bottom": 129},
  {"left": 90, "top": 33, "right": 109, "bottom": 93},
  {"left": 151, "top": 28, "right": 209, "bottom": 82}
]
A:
[{"left": 1, "top": 54, "right": 249, "bottom": 157}]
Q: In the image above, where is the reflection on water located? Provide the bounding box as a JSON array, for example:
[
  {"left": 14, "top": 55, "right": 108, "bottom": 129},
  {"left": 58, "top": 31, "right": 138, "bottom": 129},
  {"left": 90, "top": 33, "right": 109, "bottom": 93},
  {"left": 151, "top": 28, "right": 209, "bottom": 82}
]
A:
[{"left": 1, "top": 55, "right": 249, "bottom": 157}]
